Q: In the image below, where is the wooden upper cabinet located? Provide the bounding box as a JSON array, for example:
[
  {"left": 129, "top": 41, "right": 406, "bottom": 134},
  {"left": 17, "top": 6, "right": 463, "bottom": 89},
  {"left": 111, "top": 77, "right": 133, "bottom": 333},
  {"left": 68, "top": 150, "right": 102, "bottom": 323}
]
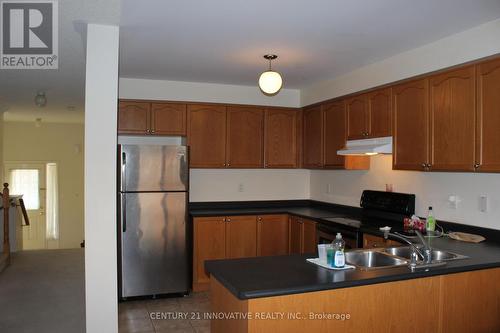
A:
[
  {"left": 257, "top": 215, "right": 289, "bottom": 256},
  {"left": 193, "top": 217, "right": 226, "bottom": 289},
  {"left": 429, "top": 66, "right": 476, "bottom": 171},
  {"left": 151, "top": 102, "right": 186, "bottom": 135},
  {"left": 476, "top": 58, "right": 500, "bottom": 172},
  {"left": 323, "top": 101, "right": 346, "bottom": 168},
  {"left": 393, "top": 79, "right": 430, "bottom": 171},
  {"left": 367, "top": 88, "right": 392, "bottom": 137},
  {"left": 303, "top": 105, "right": 324, "bottom": 168},
  {"left": 225, "top": 215, "right": 257, "bottom": 259},
  {"left": 187, "top": 104, "right": 227, "bottom": 168},
  {"left": 264, "top": 108, "right": 298, "bottom": 168},
  {"left": 118, "top": 101, "right": 150, "bottom": 134},
  {"left": 226, "top": 106, "right": 264, "bottom": 168},
  {"left": 346, "top": 95, "right": 369, "bottom": 140}
]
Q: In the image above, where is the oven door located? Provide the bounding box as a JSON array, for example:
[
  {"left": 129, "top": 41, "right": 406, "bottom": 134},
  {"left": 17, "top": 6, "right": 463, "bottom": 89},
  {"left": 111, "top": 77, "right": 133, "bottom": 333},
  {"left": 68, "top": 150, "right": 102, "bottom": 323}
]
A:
[{"left": 316, "top": 223, "right": 360, "bottom": 250}]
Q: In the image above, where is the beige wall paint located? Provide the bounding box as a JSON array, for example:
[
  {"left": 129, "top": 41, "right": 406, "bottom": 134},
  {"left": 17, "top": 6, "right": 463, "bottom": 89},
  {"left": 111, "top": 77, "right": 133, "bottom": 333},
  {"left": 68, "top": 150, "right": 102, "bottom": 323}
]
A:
[
  {"left": 3, "top": 121, "right": 84, "bottom": 248},
  {"left": 190, "top": 169, "right": 310, "bottom": 202},
  {"left": 310, "top": 156, "right": 500, "bottom": 231}
]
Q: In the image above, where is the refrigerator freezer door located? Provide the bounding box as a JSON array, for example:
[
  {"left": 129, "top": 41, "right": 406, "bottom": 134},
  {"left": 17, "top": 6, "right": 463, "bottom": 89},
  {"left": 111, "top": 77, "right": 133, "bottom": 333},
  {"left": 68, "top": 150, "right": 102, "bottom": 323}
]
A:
[
  {"left": 120, "top": 192, "right": 188, "bottom": 297},
  {"left": 120, "top": 145, "right": 188, "bottom": 192}
]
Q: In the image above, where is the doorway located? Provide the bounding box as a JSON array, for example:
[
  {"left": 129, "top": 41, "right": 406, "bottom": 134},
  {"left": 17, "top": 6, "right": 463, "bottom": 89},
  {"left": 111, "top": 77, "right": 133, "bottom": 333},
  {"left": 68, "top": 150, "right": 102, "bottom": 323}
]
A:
[{"left": 4, "top": 162, "right": 59, "bottom": 250}]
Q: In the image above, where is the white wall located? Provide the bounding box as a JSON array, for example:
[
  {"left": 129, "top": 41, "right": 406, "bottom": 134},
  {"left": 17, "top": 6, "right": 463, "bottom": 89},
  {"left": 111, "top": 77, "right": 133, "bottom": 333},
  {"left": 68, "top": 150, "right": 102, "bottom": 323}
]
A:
[
  {"left": 190, "top": 169, "right": 309, "bottom": 202},
  {"left": 3, "top": 121, "right": 84, "bottom": 249},
  {"left": 119, "top": 78, "right": 309, "bottom": 202},
  {"left": 119, "top": 78, "right": 300, "bottom": 107},
  {"left": 310, "top": 156, "right": 500, "bottom": 230},
  {"left": 301, "top": 18, "right": 500, "bottom": 105},
  {"left": 84, "top": 24, "right": 119, "bottom": 333}
]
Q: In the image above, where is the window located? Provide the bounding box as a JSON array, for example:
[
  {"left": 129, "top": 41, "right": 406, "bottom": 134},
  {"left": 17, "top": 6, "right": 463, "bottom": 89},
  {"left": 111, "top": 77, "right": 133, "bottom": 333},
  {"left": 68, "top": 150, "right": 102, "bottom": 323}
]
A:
[{"left": 10, "top": 169, "right": 40, "bottom": 210}]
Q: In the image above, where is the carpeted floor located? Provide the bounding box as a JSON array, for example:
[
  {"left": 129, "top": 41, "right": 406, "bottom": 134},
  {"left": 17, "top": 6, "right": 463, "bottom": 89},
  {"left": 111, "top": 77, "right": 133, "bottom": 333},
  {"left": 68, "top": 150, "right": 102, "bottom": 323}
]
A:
[{"left": 0, "top": 249, "right": 85, "bottom": 333}]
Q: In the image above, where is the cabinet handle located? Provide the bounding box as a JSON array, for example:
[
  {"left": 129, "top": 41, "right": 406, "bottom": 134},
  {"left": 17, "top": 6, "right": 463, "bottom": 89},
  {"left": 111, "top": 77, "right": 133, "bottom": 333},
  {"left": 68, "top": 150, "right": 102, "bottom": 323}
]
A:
[
  {"left": 227, "top": 163, "right": 231, "bottom": 167},
  {"left": 222, "top": 218, "right": 226, "bottom": 222},
  {"left": 151, "top": 129, "right": 155, "bottom": 134},
  {"left": 426, "top": 163, "right": 432, "bottom": 168},
  {"left": 223, "top": 163, "right": 226, "bottom": 167},
  {"left": 226, "top": 218, "right": 231, "bottom": 222},
  {"left": 474, "top": 163, "right": 480, "bottom": 169}
]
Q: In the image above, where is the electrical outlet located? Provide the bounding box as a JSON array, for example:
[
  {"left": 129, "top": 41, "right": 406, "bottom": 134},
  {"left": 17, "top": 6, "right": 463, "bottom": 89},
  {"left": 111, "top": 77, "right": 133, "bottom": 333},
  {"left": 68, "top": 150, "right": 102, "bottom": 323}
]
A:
[
  {"left": 326, "top": 184, "right": 332, "bottom": 194},
  {"left": 238, "top": 183, "right": 244, "bottom": 192},
  {"left": 448, "top": 195, "right": 460, "bottom": 209},
  {"left": 479, "top": 195, "right": 488, "bottom": 212}
]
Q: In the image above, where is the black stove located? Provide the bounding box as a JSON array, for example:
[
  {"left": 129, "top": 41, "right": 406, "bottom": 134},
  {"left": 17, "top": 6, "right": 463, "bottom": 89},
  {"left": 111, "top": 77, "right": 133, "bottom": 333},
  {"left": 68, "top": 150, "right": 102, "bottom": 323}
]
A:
[{"left": 316, "top": 190, "right": 416, "bottom": 248}]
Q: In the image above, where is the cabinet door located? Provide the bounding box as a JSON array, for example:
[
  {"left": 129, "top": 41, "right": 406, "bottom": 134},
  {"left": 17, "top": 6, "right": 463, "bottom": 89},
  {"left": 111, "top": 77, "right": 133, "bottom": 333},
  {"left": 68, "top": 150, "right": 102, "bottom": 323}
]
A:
[
  {"left": 323, "top": 101, "right": 346, "bottom": 168},
  {"left": 257, "top": 215, "right": 289, "bottom": 256},
  {"left": 476, "top": 58, "right": 500, "bottom": 172},
  {"left": 193, "top": 217, "right": 226, "bottom": 290},
  {"left": 303, "top": 105, "right": 324, "bottom": 168},
  {"left": 225, "top": 215, "right": 257, "bottom": 259},
  {"left": 302, "top": 219, "right": 317, "bottom": 254},
  {"left": 367, "top": 88, "right": 392, "bottom": 137},
  {"left": 393, "top": 79, "right": 430, "bottom": 171},
  {"left": 264, "top": 108, "right": 298, "bottom": 168},
  {"left": 289, "top": 216, "right": 302, "bottom": 254},
  {"left": 429, "top": 66, "right": 476, "bottom": 171},
  {"left": 151, "top": 102, "right": 186, "bottom": 135},
  {"left": 346, "top": 95, "right": 369, "bottom": 140},
  {"left": 118, "top": 101, "right": 151, "bottom": 134},
  {"left": 187, "top": 104, "right": 227, "bottom": 168},
  {"left": 226, "top": 106, "right": 264, "bottom": 168}
]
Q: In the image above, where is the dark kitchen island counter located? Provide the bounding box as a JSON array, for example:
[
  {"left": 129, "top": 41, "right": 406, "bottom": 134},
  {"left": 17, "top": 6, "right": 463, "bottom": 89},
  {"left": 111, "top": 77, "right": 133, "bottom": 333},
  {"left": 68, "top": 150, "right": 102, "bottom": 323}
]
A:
[{"left": 205, "top": 236, "right": 500, "bottom": 300}]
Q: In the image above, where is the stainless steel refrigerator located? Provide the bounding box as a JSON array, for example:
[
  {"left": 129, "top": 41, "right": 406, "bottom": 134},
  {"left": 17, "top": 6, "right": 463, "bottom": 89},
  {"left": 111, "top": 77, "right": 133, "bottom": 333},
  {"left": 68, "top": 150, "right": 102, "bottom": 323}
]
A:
[{"left": 118, "top": 144, "right": 189, "bottom": 298}]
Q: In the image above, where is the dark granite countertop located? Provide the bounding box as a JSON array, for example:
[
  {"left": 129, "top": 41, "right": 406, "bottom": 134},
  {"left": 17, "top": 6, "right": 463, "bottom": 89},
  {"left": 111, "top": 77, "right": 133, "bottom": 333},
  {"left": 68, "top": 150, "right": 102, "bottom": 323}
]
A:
[
  {"left": 205, "top": 237, "right": 500, "bottom": 300},
  {"left": 190, "top": 205, "right": 348, "bottom": 220}
]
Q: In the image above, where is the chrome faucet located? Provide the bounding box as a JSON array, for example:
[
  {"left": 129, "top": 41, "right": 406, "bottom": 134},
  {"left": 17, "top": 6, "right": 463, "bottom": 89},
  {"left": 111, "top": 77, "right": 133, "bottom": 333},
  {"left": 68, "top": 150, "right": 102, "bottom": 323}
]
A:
[{"left": 383, "top": 230, "right": 433, "bottom": 264}]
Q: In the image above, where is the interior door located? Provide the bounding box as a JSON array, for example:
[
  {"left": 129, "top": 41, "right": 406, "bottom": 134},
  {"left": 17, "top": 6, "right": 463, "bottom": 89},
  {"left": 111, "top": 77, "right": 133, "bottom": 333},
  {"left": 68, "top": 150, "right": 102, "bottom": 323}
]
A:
[{"left": 5, "top": 163, "right": 46, "bottom": 250}]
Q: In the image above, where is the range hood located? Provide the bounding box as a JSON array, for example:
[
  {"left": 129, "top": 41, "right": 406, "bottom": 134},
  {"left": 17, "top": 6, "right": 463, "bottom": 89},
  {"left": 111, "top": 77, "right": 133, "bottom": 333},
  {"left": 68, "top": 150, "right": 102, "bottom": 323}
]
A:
[{"left": 337, "top": 136, "right": 392, "bottom": 156}]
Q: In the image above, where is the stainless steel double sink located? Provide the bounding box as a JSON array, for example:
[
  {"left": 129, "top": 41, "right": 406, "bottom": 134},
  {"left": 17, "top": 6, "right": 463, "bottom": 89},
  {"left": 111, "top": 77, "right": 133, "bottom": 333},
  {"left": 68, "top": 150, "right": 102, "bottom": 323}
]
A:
[{"left": 345, "top": 246, "right": 468, "bottom": 270}]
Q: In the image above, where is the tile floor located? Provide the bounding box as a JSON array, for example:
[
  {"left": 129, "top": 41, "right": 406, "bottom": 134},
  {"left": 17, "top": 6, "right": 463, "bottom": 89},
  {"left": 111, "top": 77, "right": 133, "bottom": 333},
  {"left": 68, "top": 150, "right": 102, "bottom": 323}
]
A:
[{"left": 119, "top": 292, "right": 211, "bottom": 333}]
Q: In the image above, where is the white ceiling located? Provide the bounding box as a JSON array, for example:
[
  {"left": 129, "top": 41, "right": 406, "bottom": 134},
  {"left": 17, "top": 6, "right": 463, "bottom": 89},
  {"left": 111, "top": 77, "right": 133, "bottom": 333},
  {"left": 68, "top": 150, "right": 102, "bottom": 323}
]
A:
[
  {"left": 0, "top": 0, "right": 120, "bottom": 123},
  {"left": 119, "top": 0, "right": 500, "bottom": 88},
  {"left": 2, "top": 0, "right": 500, "bottom": 123}
]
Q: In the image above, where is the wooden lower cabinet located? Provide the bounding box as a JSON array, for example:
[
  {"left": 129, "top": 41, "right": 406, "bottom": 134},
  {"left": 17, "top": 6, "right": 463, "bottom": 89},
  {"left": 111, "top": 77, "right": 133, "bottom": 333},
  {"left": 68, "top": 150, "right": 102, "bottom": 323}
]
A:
[
  {"left": 363, "top": 234, "right": 402, "bottom": 248},
  {"left": 211, "top": 268, "right": 500, "bottom": 333},
  {"left": 289, "top": 216, "right": 317, "bottom": 254},
  {"left": 225, "top": 215, "right": 257, "bottom": 259},
  {"left": 193, "top": 214, "right": 289, "bottom": 291},
  {"left": 193, "top": 217, "right": 226, "bottom": 292},
  {"left": 257, "top": 215, "right": 289, "bottom": 256}
]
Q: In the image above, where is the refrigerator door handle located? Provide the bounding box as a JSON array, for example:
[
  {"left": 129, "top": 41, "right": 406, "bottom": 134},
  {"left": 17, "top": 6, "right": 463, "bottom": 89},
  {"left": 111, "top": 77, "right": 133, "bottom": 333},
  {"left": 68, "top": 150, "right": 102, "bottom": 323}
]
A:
[
  {"left": 121, "top": 193, "right": 127, "bottom": 233},
  {"left": 121, "top": 151, "right": 127, "bottom": 192}
]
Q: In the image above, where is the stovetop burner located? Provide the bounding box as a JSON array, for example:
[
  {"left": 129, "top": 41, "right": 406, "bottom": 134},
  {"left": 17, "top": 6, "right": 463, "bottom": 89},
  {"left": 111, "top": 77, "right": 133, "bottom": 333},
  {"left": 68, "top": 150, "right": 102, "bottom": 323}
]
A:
[{"left": 321, "top": 217, "right": 362, "bottom": 229}]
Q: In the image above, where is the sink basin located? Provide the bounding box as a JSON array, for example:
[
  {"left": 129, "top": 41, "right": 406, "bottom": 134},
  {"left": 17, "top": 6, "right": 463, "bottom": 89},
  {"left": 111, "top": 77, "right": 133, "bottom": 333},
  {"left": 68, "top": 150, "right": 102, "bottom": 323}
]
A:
[
  {"left": 384, "top": 246, "right": 467, "bottom": 261},
  {"left": 345, "top": 250, "right": 407, "bottom": 270}
]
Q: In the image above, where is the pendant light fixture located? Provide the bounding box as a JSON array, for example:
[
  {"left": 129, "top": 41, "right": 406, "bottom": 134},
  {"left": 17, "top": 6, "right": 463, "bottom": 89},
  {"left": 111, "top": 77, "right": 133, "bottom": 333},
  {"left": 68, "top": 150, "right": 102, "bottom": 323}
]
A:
[{"left": 258, "top": 54, "right": 283, "bottom": 96}]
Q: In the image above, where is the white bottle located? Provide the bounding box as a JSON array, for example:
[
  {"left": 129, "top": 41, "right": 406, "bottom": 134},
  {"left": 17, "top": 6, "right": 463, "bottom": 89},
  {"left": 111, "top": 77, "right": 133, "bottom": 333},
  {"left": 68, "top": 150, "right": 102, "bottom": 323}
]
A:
[{"left": 332, "top": 233, "right": 345, "bottom": 268}]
